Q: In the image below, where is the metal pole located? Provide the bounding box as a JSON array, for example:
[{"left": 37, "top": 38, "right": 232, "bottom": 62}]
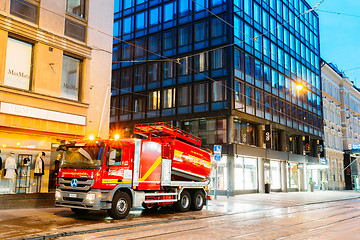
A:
[{"left": 215, "top": 164, "right": 218, "bottom": 200}]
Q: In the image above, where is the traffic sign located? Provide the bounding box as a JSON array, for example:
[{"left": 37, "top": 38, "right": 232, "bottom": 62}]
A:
[{"left": 214, "top": 145, "right": 222, "bottom": 154}]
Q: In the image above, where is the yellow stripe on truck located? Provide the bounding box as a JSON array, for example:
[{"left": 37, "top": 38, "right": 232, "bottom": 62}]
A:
[
  {"left": 102, "top": 179, "right": 132, "bottom": 184},
  {"left": 139, "top": 156, "right": 162, "bottom": 181}
]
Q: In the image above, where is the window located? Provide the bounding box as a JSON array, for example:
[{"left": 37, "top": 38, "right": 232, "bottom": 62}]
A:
[
  {"left": 66, "top": 0, "right": 85, "bottom": 18},
  {"left": 135, "top": 39, "right": 145, "bottom": 57},
  {"left": 135, "top": 12, "right": 147, "bottom": 31},
  {"left": 148, "top": 63, "right": 159, "bottom": 82},
  {"left": 124, "top": 0, "right": 134, "bottom": 9},
  {"left": 164, "top": 61, "right": 175, "bottom": 79},
  {"left": 121, "top": 69, "right": 132, "bottom": 87},
  {"left": 178, "top": 86, "right": 191, "bottom": 106},
  {"left": 254, "top": 3, "right": 261, "bottom": 24},
  {"left": 120, "top": 95, "right": 131, "bottom": 114},
  {"left": 164, "top": 2, "right": 176, "bottom": 22},
  {"left": 61, "top": 55, "right": 81, "bottom": 101},
  {"left": 212, "top": 18, "right": 224, "bottom": 38},
  {"left": 149, "top": 90, "right": 160, "bottom": 110},
  {"left": 134, "top": 97, "right": 145, "bottom": 113},
  {"left": 10, "top": 0, "right": 38, "bottom": 23},
  {"left": 195, "top": 83, "right": 208, "bottom": 104},
  {"left": 149, "top": 35, "right": 160, "bottom": 52},
  {"left": 179, "top": 57, "right": 191, "bottom": 76},
  {"left": 108, "top": 148, "right": 122, "bottom": 166},
  {"left": 195, "top": 21, "right": 207, "bottom": 42},
  {"left": 195, "top": 52, "right": 208, "bottom": 72},
  {"left": 212, "top": 49, "right": 223, "bottom": 69},
  {"left": 212, "top": 80, "right": 225, "bottom": 102},
  {"left": 4, "top": 37, "right": 33, "bottom": 91},
  {"left": 164, "top": 30, "right": 175, "bottom": 50},
  {"left": 123, "top": 16, "right": 134, "bottom": 34},
  {"left": 163, "top": 88, "right": 176, "bottom": 108},
  {"left": 179, "top": 0, "right": 192, "bottom": 17},
  {"left": 194, "top": 0, "right": 208, "bottom": 12},
  {"left": 179, "top": 26, "right": 190, "bottom": 46},
  {"left": 149, "top": 7, "right": 161, "bottom": 26},
  {"left": 135, "top": 66, "right": 145, "bottom": 85}
]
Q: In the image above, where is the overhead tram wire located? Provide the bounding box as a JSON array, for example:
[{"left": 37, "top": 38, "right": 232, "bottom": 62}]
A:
[{"left": 35, "top": 2, "right": 323, "bottom": 128}]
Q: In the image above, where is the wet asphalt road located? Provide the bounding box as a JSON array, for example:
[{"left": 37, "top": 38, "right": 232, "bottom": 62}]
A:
[{"left": 1, "top": 191, "right": 360, "bottom": 240}]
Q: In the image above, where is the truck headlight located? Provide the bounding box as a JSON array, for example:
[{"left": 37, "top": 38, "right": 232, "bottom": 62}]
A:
[
  {"left": 86, "top": 193, "right": 96, "bottom": 202},
  {"left": 55, "top": 190, "right": 61, "bottom": 200}
]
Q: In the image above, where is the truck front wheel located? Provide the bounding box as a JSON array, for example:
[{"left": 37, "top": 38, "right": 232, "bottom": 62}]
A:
[
  {"left": 191, "top": 190, "right": 205, "bottom": 211},
  {"left": 175, "top": 190, "right": 191, "bottom": 212},
  {"left": 108, "top": 191, "right": 131, "bottom": 219}
]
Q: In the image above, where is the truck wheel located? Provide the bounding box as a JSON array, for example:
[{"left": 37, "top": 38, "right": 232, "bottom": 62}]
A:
[
  {"left": 175, "top": 190, "right": 191, "bottom": 212},
  {"left": 107, "top": 191, "right": 131, "bottom": 219},
  {"left": 191, "top": 190, "right": 205, "bottom": 211},
  {"left": 71, "top": 208, "right": 89, "bottom": 215}
]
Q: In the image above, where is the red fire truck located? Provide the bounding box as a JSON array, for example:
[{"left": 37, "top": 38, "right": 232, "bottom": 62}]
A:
[{"left": 55, "top": 123, "right": 212, "bottom": 219}]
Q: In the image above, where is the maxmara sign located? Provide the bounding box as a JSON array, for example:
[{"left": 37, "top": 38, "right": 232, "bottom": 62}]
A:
[{"left": 0, "top": 102, "right": 86, "bottom": 126}]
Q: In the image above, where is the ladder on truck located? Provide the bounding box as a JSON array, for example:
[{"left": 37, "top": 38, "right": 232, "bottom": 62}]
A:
[{"left": 133, "top": 122, "right": 201, "bottom": 147}]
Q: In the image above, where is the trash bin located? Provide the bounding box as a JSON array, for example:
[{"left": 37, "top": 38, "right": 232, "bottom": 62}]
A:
[{"left": 265, "top": 183, "right": 271, "bottom": 193}]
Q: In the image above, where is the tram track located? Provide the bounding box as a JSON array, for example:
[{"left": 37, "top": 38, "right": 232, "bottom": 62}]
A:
[{"left": 21, "top": 198, "right": 360, "bottom": 240}]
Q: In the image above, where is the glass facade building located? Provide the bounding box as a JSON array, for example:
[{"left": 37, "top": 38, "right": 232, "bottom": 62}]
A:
[{"left": 111, "top": 0, "right": 322, "bottom": 194}]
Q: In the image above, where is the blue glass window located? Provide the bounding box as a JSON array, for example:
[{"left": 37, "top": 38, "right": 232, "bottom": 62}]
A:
[
  {"left": 136, "top": 12, "right": 147, "bottom": 30},
  {"left": 123, "top": 16, "right": 133, "bottom": 34},
  {"left": 114, "top": 0, "right": 121, "bottom": 13},
  {"left": 212, "top": 18, "right": 224, "bottom": 38},
  {"left": 136, "top": 0, "right": 146, "bottom": 5},
  {"left": 149, "top": 35, "right": 160, "bottom": 52},
  {"left": 164, "top": 2, "right": 176, "bottom": 22},
  {"left": 244, "top": 0, "right": 251, "bottom": 16},
  {"left": 124, "top": 0, "right": 134, "bottom": 10},
  {"left": 194, "top": 0, "right": 208, "bottom": 12},
  {"left": 195, "top": 21, "right": 207, "bottom": 42},
  {"left": 211, "top": 0, "right": 225, "bottom": 7},
  {"left": 179, "top": 0, "right": 192, "bottom": 17},
  {"left": 150, "top": 7, "right": 161, "bottom": 26},
  {"left": 164, "top": 31, "right": 174, "bottom": 50},
  {"left": 234, "top": 16, "right": 243, "bottom": 41},
  {"left": 254, "top": 3, "right": 261, "bottom": 23},
  {"left": 179, "top": 26, "right": 190, "bottom": 46},
  {"left": 244, "top": 23, "right": 252, "bottom": 46},
  {"left": 113, "top": 20, "right": 119, "bottom": 37},
  {"left": 213, "top": 49, "right": 223, "bottom": 69}
]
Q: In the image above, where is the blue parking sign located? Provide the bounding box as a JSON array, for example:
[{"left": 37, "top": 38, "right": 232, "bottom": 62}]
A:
[
  {"left": 214, "top": 145, "right": 222, "bottom": 154},
  {"left": 214, "top": 153, "right": 221, "bottom": 161}
]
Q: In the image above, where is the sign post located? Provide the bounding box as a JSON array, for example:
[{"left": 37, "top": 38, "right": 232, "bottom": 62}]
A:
[{"left": 213, "top": 145, "right": 222, "bottom": 200}]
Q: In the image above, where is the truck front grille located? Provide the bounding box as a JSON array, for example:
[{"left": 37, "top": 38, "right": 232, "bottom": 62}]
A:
[{"left": 58, "top": 178, "right": 94, "bottom": 191}]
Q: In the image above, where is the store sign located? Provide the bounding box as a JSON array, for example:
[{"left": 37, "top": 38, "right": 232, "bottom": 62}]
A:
[
  {"left": 304, "top": 136, "right": 310, "bottom": 155},
  {"left": 264, "top": 125, "right": 272, "bottom": 149},
  {"left": 320, "top": 158, "right": 327, "bottom": 165},
  {"left": 348, "top": 144, "right": 360, "bottom": 151},
  {"left": 0, "top": 102, "right": 86, "bottom": 125},
  {"left": 4, "top": 38, "right": 32, "bottom": 90}
]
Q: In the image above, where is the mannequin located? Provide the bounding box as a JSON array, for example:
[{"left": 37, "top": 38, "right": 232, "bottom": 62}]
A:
[
  {"left": 34, "top": 152, "right": 45, "bottom": 193},
  {"left": 4, "top": 152, "right": 17, "bottom": 194}
]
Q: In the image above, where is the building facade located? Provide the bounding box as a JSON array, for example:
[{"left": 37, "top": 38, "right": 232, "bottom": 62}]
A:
[
  {"left": 321, "top": 60, "right": 360, "bottom": 190},
  {"left": 0, "top": 0, "right": 113, "bottom": 194},
  {"left": 111, "top": 0, "right": 323, "bottom": 194}
]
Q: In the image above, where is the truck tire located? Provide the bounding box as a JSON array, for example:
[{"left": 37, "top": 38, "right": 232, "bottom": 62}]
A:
[
  {"left": 107, "top": 191, "right": 131, "bottom": 219},
  {"left": 191, "top": 190, "right": 205, "bottom": 211},
  {"left": 71, "top": 208, "right": 89, "bottom": 215},
  {"left": 175, "top": 190, "right": 191, "bottom": 212}
]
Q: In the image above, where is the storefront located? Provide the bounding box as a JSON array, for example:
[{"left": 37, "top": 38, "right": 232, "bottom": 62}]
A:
[
  {"left": 0, "top": 132, "right": 65, "bottom": 194},
  {"left": 270, "top": 160, "right": 282, "bottom": 190},
  {"left": 288, "top": 162, "right": 303, "bottom": 191}
]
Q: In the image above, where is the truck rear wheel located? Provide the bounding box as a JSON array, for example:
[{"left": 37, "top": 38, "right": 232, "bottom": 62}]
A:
[
  {"left": 108, "top": 191, "right": 131, "bottom": 219},
  {"left": 191, "top": 190, "right": 205, "bottom": 211},
  {"left": 175, "top": 190, "right": 191, "bottom": 212}
]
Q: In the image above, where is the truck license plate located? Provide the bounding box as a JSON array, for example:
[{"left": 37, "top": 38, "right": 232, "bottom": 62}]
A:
[{"left": 68, "top": 193, "right": 77, "bottom": 198}]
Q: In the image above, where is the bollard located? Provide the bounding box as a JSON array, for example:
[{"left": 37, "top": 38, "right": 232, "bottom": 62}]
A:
[{"left": 227, "top": 189, "right": 229, "bottom": 198}]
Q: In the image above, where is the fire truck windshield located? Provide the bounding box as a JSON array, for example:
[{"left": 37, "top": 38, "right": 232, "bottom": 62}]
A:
[{"left": 60, "top": 146, "right": 104, "bottom": 169}]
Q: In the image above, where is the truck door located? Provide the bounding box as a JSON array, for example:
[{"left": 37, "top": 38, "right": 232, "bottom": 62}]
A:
[{"left": 102, "top": 145, "right": 133, "bottom": 188}]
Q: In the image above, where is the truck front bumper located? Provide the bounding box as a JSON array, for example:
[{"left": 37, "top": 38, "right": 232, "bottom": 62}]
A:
[{"left": 55, "top": 189, "right": 111, "bottom": 210}]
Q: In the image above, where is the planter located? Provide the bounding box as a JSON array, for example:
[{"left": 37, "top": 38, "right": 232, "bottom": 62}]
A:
[
  {"left": 309, "top": 184, "right": 314, "bottom": 192},
  {"left": 265, "top": 183, "right": 271, "bottom": 193}
]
